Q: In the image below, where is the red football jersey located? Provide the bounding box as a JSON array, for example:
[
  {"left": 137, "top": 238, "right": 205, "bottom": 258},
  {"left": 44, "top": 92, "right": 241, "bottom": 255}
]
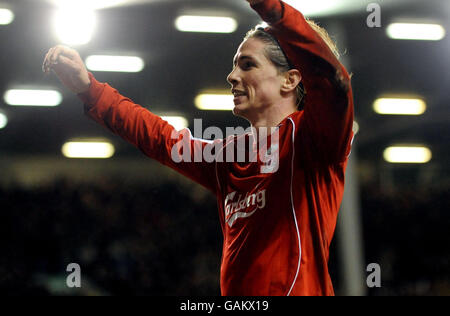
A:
[{"left": 79, "top": 0, "right": 354, "bottom": 296}]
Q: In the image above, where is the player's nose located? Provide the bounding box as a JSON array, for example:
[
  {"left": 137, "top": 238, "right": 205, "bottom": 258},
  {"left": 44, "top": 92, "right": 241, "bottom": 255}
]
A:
[{"left": 227, "top": 68, "right": 240, "bottom": 86}]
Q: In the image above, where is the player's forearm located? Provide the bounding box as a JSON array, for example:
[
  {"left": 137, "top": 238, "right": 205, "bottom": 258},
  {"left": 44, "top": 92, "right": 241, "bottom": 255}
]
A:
[
  {"left": 79, "top": 73, "right": 175, "bottom": 161},
  {"left": 248, "top": 0, "right": 283, "bottom": 24},
  {"left": 79, "top": 73, "right": 218, "bottom": 192},
  {"left": 250, "top": 0, "right": 347, "bottom": 84}
]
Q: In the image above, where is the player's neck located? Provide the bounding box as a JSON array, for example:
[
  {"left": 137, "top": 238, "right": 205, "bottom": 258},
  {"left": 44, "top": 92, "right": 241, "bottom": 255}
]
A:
[{"left": 249, "top": 101, "right": 297, "bottom": 129}]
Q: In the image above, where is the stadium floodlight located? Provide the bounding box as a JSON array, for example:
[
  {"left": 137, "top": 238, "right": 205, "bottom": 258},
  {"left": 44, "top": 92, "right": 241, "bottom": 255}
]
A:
[
  {"left": 49, "top": 0, "right": 127, "bottom": 10},
  {"left": 62, "top": 140, "right": 115, "bottom": 159},
  {"left": 195, "top": 91, "right": 234, "bottom": 111},
  {"left": 0, "top": 8, "right": 14, "bottom": 25},
  {"left": 4, "top": 89, "right": 62, "bottom": 107},
  {"left": 0, "top": 113, "right": 7, "bottom": 129},
  {"left": 373, "top": 97, "right": 426, "bottom": 115},
  {"left": 160, "top": 116, "right": 188, "bottom": 131},
  {"left": 53, "top": 7, "right": 96, "bottom": 45},
  {"left": 86, "top": 55, "right": 145, "bottom": 72},
  {"left": 175, "top": 15, "right": 238, "bottom": 33},
  {"left": 386, "top": 23, "right": 446, "bottom": 41},
  {"left": 383, "top": 146, "right": 432, "bottom": 164}
]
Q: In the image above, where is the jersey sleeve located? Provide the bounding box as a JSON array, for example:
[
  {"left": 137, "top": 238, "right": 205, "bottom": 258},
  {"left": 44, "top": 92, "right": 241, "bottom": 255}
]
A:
[
  {"left": 78, "top": 72, "right": 218, "bottom": 193},
  {"left": 251, "top": 0, "right": 354, "bottom": 164}
]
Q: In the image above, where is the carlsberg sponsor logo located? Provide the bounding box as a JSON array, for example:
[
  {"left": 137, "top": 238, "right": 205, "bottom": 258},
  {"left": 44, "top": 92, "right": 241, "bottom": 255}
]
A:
[{"left": 224, "top": 189, "right": 266, "bottom": 227}]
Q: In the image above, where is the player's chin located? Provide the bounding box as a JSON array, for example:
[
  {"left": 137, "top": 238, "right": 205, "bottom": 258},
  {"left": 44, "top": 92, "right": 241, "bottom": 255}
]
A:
[
  {"left": 231, "top": 105, "right": 246, "bottom": 119},
  {"left": 231, "top": 101, "right": 249, "bottom": 117}
]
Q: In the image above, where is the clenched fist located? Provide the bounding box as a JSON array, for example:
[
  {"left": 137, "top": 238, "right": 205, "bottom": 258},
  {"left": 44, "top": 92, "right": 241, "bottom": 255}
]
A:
[{"left": 42, "top": 45, "right": 91, "bottom": 94}]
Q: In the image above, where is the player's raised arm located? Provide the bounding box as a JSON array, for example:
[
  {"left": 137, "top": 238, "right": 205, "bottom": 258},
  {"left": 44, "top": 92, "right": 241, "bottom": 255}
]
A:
[
  {"left": 248, "top": 0, "right": 354, "bottom": 163},
  {"left": 247, "top": 0, "right": 348, "bottom": 86},
  {"left": 42, "top": 46, "right": 218, "bottom": 193}
]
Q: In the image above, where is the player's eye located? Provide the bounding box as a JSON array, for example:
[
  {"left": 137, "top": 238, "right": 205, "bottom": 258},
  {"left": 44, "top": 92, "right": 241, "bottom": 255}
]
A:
[{"left": 242, "top": 61, "right": 255, "bottom": 70}]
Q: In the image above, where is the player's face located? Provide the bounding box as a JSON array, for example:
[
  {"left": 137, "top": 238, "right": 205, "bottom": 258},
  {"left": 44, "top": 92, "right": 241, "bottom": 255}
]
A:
[{"left": 227, "top": 38, "right": 285, "bottom": 119}]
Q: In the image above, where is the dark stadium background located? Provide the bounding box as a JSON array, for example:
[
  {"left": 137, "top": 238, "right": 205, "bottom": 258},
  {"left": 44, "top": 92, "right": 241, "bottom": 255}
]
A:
[{"left": 0, "top": 0, "right": 448, "bottom": 295}]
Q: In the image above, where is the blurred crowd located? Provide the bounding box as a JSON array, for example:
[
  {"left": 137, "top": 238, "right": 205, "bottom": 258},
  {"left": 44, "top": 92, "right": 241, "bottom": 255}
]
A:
[
  {"left": 0, "top": 175, "right": 448, "bottom": 296},
  {"left": 361, "top": 184, "right": 450, "bottom": 296},
  {"left": 0, "top": 177, "right": 222, "bottom": 295}
]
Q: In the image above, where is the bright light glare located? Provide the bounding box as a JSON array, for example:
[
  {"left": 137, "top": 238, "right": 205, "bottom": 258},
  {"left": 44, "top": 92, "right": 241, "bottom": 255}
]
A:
[
  {"left": 62, "top": 141, "right": 115, "bottom": 158},
  {"left": 0, "top": 8, "right": 14, "bottom": 25},
  {"left": 383, "top": 146, "right": 432, "bottom": 164},
  {"left": 373, "top": 98, "right": 426, "bottom": 115},
  {"left": 258, "top": 22, "right": 269, "bottom": 29},
  {"left": 387, "top": 23, "right": 446, "bottom": 41},
  {"left": 283, "top": 0, "right": 348, "bottom": 17},
  {"left": 4, "top": 89, "right": 62, "bottom": 106},
  {"left": 175, "top": 16, "right": 238, "bottom": 33},
  {"left": 352, "top": 121, "right": 359, "bottom": 134},
  {"left": 53, "top": 8, "right": 96, "bottom": 45},
  {"left": 50, "top": 0, "right": 127, "bottom": 10},
  {"left": 160, "top": 116, "right": 188, "bottom": 131},
  {"left": 195, "top": 92, "right": 234, "bottom": 110},
  {"left": 0, "top": 113, "right": 7, "bottom": 129},
  {"left": 86, "top": 55, "right": 145, "bottom": 72},
  {"left": 285, "top": 0, "right": 345, "bottom": 15}
]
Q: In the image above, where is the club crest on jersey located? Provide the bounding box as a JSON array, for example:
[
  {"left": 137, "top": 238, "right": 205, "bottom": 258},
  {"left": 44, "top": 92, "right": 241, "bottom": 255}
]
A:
[{"left": 224, "top": 189, "right": 266, "bottom": 227}]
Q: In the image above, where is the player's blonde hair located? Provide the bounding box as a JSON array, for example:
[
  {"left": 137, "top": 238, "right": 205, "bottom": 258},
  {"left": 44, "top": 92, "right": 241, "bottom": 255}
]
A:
[
  {"left": 244, "top": 20, "right": 339, "bottom": 109},
  {"left": 305, "top": 19, "right": 340, "bottom": 59}
]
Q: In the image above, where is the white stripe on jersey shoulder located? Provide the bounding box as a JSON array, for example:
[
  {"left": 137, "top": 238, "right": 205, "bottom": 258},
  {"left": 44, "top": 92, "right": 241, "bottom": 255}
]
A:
[
  {"left": 347, "top": 132, "right": 355, "bottom": 158},
  {"left": 185, "top": 128, "right": 214, "bottom": 144},
  {"left": 287, "top": 117, "right": 302, "bottom": 296}
]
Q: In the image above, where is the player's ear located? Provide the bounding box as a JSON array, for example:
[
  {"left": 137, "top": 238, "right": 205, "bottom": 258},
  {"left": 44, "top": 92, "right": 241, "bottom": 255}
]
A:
[{"left": 281, "top": 69, "right": 301, "bottom": 93}]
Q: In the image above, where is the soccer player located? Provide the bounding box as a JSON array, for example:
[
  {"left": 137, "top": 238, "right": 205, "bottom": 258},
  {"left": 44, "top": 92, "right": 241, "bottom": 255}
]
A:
[{"left": 43, "top": 0, "right": 354, "bottom": 295}]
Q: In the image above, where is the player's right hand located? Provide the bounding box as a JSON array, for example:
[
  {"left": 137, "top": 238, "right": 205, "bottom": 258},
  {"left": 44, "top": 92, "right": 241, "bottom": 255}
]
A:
[{"left": 42, "top": 45, "right": 91, "bottom": 94}]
